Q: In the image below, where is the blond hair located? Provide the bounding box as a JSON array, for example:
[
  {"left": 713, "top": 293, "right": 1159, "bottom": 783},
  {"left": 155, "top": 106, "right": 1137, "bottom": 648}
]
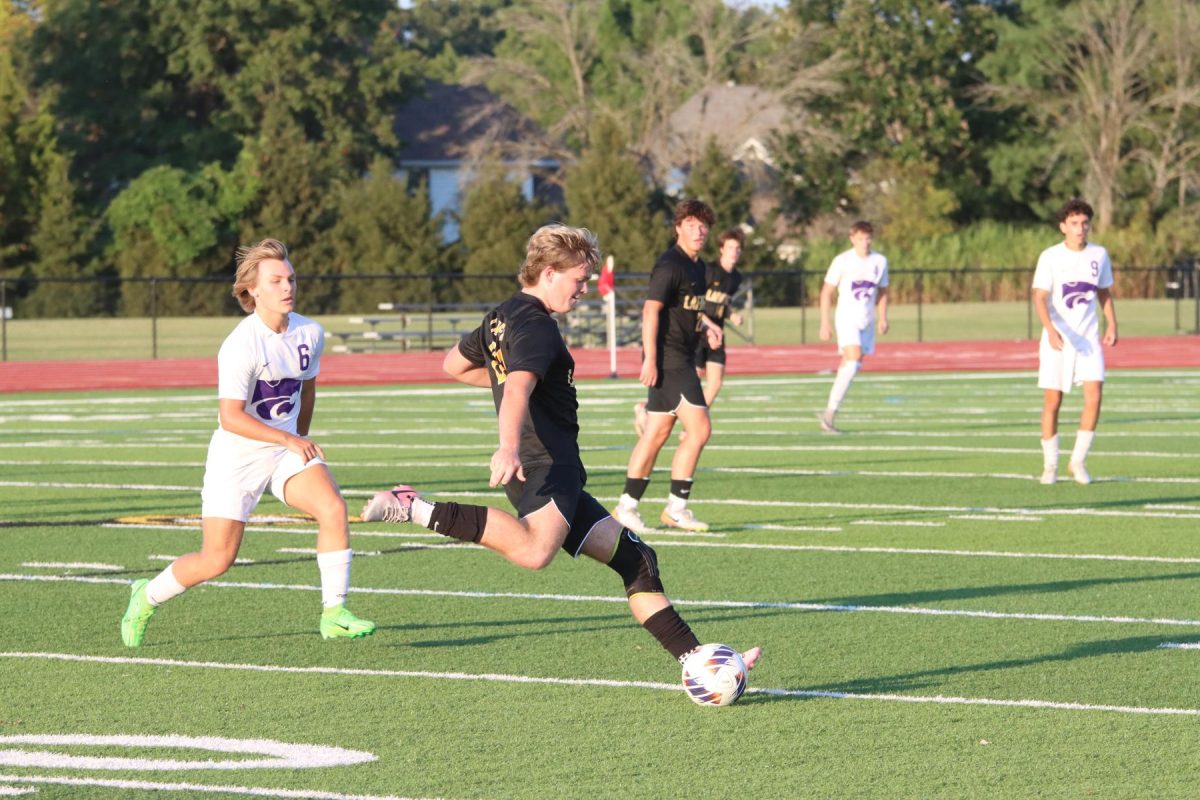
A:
[
  {"left": 518, "top": 225, "right": 601, "bottom": 288},
  {"left": 232, "top": 238, "right": 289, "bottom": 312}
]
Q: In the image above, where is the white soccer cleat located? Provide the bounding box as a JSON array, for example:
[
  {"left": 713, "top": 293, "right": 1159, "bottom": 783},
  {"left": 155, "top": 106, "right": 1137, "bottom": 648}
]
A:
[
  {"left": 660, "top": 507, "right": 709, "bottom": 532},
  {"left": 818, "top": 411, "right": 841, "bottom": 434},
  {"left": 361, "top": 484, "right": 418, "bottom": 523},
  {"left": 1040, "top": 465, "right": 1058, "bottom": 485},
  {"left": 1068, "top": 461, "right": 1092, "bottom": 485},
  {"left": 613, "top": 504, "right": 651, "bottom": 535}
]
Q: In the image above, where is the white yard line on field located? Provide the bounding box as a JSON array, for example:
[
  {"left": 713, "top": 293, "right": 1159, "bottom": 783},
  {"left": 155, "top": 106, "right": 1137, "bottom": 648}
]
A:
[
  {"left": 20, "top": 561, "right": 124, "bottom": 571},
  {"left": 5, "top": 573, "right": 1200, "bottom": 629},
  {"left": 0, "top": 773, "right": 431, "bottom": 800},
  {"left": 3, "top": 651, "right": 1199, "bottom": 718}
]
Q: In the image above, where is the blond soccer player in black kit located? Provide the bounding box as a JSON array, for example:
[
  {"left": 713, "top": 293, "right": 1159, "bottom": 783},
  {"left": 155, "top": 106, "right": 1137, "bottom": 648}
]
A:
[{"left": 361, "top": 224, "right": 761, "bottom": 673}]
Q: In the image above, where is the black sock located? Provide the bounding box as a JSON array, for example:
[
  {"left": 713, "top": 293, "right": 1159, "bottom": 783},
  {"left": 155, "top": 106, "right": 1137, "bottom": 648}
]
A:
[
  {"left": 623, "top": 477, "right": 650, "bottom": 501},
  {"left": 427, "top": 502, "right": 488, "bottom": 543},
  {"left": 668, "top": 478, "right": 693, "bottom": 501},
  {"left": 642, "top": 606, "right": 701, "bottom": 662}
]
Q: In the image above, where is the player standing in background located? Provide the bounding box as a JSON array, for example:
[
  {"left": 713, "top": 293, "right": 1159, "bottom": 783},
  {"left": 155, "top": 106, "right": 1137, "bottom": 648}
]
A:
[
  {"left": 615, "top": 200, "right": 722, "bottom": 534},
  {"left": 120, "top": 239, "right": 375, "bottom": 646},
  {"left": 817, "top": 220, "right": 889, "bottom": 434},
  {"left": 360, "top": 224, "right": 761, "bottom": 672},
  {"left": 1032, "top": 198, "right": 1119, "bottom": 485},
  {"left": 695, "top": 227, "right": 745, "bottom": 408}
]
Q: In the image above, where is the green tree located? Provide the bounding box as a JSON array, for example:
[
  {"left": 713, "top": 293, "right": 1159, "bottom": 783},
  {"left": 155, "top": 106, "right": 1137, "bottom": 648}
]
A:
[
  {"left": 0, "top": 0, "right": 43, "bottom": 275},
  {"left": 323, "top": 158, "right": 449, "bottom": 312},
  {"left": 851, "top": 158, "right": 959, "bottom": 250},
  {"left": 458, "top": 169, "right": 552, "bottom": 303},
  {"left": 563, "top": 119, "right": 665, "bottom": 271},
  {"left": 682, "top": 137, "right": 753, "bottom": 232}
]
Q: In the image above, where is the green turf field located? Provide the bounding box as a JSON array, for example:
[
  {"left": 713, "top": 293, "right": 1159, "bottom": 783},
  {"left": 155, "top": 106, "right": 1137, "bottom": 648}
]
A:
[{"left": 2, "top": 370, "right": 1200, "bottom": 798}]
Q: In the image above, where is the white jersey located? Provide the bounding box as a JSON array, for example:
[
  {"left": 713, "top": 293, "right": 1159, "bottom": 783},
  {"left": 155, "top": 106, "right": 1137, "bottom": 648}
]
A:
[
  {"left": 825, "top": 249, "right": 889, "bottom": 330},
  {"left": 1032, "top": 241, "right": 1113, "bottom": 347},
  {"left": 214, "top": 312, "right": 324, "bottom": 447}
]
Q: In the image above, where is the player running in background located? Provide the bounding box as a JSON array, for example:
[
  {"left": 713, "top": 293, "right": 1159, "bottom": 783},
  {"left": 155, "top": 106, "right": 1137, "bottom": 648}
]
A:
[
  {"left": 1033, "top": 198, "right": 1119, "bottom": 485},
  {"left": 695, "top": 227, "right": 745, "bottom": 408},
  {"left": 360, "top": 224, "right": 761, "bottom": 672},
  {"left": 120, "top": 238, "right": 375, "bottom": 646},
  {"left": 616, "top": 200, "right": 722, "bottom": 534},
  {"left": 818, "top": 220, "right": 889, "bottom": 434}
]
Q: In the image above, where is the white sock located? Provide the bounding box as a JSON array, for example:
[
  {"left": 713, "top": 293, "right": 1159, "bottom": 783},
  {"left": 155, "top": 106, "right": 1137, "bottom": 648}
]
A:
[
  {"left": 411, "top": 496, "right": 435, "bottom": 527},
  {"left": 145, "top": 564, "right": 187, "bottom": 607},
  {"left": 1041, "top": 435, "right": 1059, "bottom": 468},
  {"left": 618, "top": 493, "right": 639, "bottom": 510},
  {"left": 826, "top": 360, "right": 861, "bottom": 413},
  {"left": 316, "top": 548, "right": 352, "bottom": 609},
  {"left": 666, "top": 494, "right": 687, "bottom": 514},
  {"left": 1071, "top": 430, "right": 1095, "bottom": 465}
]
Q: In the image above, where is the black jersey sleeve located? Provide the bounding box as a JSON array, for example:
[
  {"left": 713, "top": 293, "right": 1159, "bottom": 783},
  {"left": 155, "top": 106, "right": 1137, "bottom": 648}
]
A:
[
  {"left": 503, "top": 315, "right": 559, "bottom": 380},
  {"left": 458, "top": 324, "right": 487, "bottom": 367},
  {"left": 729, "top": 269, "right": 744, "bottom": 297},
  {"left": 646, "top": 259, "right": 681, "bottom": 304}
]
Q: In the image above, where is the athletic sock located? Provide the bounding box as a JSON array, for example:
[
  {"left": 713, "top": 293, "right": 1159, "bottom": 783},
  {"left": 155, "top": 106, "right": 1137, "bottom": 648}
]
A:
[
  {"left": 667, "top": 478, "right": 693, "bottom": 513},
  {"left": 1041, "top": 434, "right": 1059, "bottom": 468},
  {"left": 1070, "top": 430, "right": 1095, "bottom": 464},
  {"left": 145, "top": 564, "right": 186, "bottom": 607},
  {"left": 642, "top": 606, "right": 702, "bottom": 662},
  {"left": 427, "top": 502, "right": 488, "bottom": 543},
  {"left": 826, "top": 360, "right": 860, "bottom": 413},
  {"left": 620, "top": 477, "right": 650, "bottom": 509},
  {"left": 316, "top": 548, "right": 352, "bottom": 608},
  {"left": 411, "top": 496, "right": 435, "bottom": 527}
]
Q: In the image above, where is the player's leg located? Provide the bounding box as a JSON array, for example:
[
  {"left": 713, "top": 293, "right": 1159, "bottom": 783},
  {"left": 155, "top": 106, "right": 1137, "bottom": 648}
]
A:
[
  {"left": 703, "top": 361, "right": 725, "bottom": 407},
  {"left": 281, "top": 462, "right": 375, "bottom": 639},
  {"left": 1039, "top": 389, "right": 1064, "bottom": 484},
  {"left": 663, "top": 399, "right": 712, "bottom": 532},
  {"left": 616, "top": 389, "right": 676, "bottom": 533},
  {"left": 1068, "top": 380, "right": 1103, "bottom": 485},
  {"left": 821, "top": 338, "right": 862, "bottom": 433},
  {"left": 121, "top": 516, "right": 245, "bottom": 647},
  {"left": 572, "top": 497, "right": 761, "bottom": 668}
]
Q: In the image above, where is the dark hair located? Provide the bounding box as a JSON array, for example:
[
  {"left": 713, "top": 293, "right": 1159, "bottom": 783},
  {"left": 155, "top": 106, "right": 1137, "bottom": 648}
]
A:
[
  {"left": 1056, "top": 198, "right": 1094, "bottom": 224},
  {"left": 717, "top": 228, "right": 745, "bottom": 247},
  {"left": 673, "top": 199, "right": 716, "bottom": 228},
  {"left": 849, "top": 220, "right": 874, "bottom": 235}
]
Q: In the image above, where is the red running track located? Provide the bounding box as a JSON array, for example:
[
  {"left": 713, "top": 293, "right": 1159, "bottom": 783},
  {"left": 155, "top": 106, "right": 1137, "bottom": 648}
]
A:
[{"left": 0, "top": 336, "right": 1196, "bottom": 393}]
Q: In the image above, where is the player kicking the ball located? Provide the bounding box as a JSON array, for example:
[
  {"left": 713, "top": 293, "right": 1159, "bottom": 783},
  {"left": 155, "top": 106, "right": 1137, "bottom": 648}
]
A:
[
  {"left": 1033, "top": 198, "right": 1118, "bottom": 485},
  {"left": 361, "top": 224, "right": 760, "bottom": 673},
  {"left": 120, "top": 239, "right": 375, "bottom": 647}
]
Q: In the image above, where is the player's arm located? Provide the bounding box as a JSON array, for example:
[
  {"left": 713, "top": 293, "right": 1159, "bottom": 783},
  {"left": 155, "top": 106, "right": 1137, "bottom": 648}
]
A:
[
  {"left": 443, "top": 343, "right": 491, "bottom": 388},
  {"left": 818, "top": 282, "right": 837, "bottom": 341},
  {"left": 698, "top": 312, "right": 723, "bottom": 349},
  {"left": 640, "top": 299, "right": 664, "bottom": 387},
  {"left": 1097, "top": 287, "right": 1118, "bottom": 346},
  {"left": 875, "top": 287, "right": 889, "bottom": 335},
  {"left": 490, "top": 370, "right": 537, "bottom": 487},
  {"left": 296, "top": 378, "right": 316, "bottom": 436},
  {"left": 218, "top": 398, "right": 324, "bottom": 462},
  {"left": 1031, "top": 288, "right": 1063, "bottom": 350}
]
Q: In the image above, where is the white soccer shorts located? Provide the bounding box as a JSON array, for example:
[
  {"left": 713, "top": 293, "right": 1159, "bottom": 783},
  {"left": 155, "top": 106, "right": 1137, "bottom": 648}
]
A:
[
  {"left": 1038, "top": 337, "right": 1104, "bottom": 392},
  {"left": 201, "top": 432, "right": 326, "bottom": 521},
  {"left": 836, "top": 319, "right": 875, "bottom": 356}
]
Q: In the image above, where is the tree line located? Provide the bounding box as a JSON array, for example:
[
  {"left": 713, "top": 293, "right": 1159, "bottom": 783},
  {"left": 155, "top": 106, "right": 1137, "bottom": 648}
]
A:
[{"left": 1, "top": 0, "right": 1196, "bottom": 317}]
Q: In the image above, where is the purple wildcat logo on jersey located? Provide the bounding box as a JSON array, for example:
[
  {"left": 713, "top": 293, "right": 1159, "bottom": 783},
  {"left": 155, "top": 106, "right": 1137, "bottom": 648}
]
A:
[
  {"left": 1062, "top": 281, "right": 1097, "bottom": 309},
  {"left": 851, "top": 280, "right": 877, "bottom": 302},
  {"left": 251, "top": 378, "right": 301, "bottom": 420}
]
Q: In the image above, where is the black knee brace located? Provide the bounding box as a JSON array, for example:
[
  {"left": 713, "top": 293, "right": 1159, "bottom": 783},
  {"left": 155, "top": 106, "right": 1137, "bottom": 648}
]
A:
[{"left": 608, "top": 529, "right": 663, "bottom": 597}]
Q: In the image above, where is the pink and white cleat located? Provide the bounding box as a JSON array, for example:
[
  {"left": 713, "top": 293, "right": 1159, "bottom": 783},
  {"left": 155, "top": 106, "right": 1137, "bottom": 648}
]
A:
[{"left": 360, "top": 484, "right": 418, "bottom": 523}]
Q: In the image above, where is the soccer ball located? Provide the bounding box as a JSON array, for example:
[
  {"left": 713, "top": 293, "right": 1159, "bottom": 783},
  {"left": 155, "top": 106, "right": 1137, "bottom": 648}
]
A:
[{"left": 681, "top": 643, "right": 747, "bottom": 707}]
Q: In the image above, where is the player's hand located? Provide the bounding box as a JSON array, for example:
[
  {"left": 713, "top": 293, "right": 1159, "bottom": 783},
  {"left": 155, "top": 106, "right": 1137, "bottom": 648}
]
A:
[
  {"left": 877, "top": 318, "right": 889, "bottom": 336},
  {"left": 1103, "top": 326, "right": 1118, "bottom": 347},
  {"left": 1046, "top": 327, "right": 1064, "bottom": 351},
  {"left": 819, "top": 322, "right": 832, "bottom": 342},
  {"left": 729, "top": 311, "right": 743, "bottom": 327},
  {"left": 489, "top": 445, "right": 524, "bottom": 487},
  {"left": 706, "top": 326, "right": 723, "bottom": 349},
  {"left": 640, "top": 360, "right": 658, "bottom": 388},
  {"left": 284, "top": 434, "right": 324, "bottom": 463}
]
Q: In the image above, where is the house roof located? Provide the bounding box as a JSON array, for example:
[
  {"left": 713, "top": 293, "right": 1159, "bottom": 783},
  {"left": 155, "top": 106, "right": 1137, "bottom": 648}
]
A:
[
  {"left": 393, "top": 81, "right": 556, "bottom": 165},
  {"left": 657, "top": 84, "right": 789, "bottom": 169}
]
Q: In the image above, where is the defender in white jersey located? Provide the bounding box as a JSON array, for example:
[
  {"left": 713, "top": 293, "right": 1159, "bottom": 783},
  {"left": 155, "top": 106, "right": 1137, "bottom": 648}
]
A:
[
  {"left": 120, "top": 239, "right": 375, "bottom": 646},
  {"left": 818, "top": 220, "right": 890, "bottom": 433},
  {"left": 1032, "top": 198, "right": 1118, "bottom": 485}
]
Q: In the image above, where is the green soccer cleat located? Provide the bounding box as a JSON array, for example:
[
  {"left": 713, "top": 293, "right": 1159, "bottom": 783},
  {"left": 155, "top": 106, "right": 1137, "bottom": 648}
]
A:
[
  {"left": 320, "top": 605, "right": 376, "bottom": 640},
  {"left": 121, "top": 578, "right": 157, "bottom": 647}
]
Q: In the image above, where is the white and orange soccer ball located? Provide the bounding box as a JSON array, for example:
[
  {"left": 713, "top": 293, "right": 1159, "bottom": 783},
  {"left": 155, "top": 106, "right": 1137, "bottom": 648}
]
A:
[{"left": 681, "top": 643, "right": 747, "bottom": 707}]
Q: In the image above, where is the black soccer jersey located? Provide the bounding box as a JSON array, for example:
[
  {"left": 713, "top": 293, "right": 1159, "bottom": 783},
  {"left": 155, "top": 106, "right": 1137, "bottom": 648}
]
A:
[
  {"left": 458, "top": 291, "right": 583, "bottom": 474},
  {"left": 645, "top": 245, "right": 707, "bottom": 370},
  {"left": 702, "top": 264, "right": 743, "bottom": 328}
]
